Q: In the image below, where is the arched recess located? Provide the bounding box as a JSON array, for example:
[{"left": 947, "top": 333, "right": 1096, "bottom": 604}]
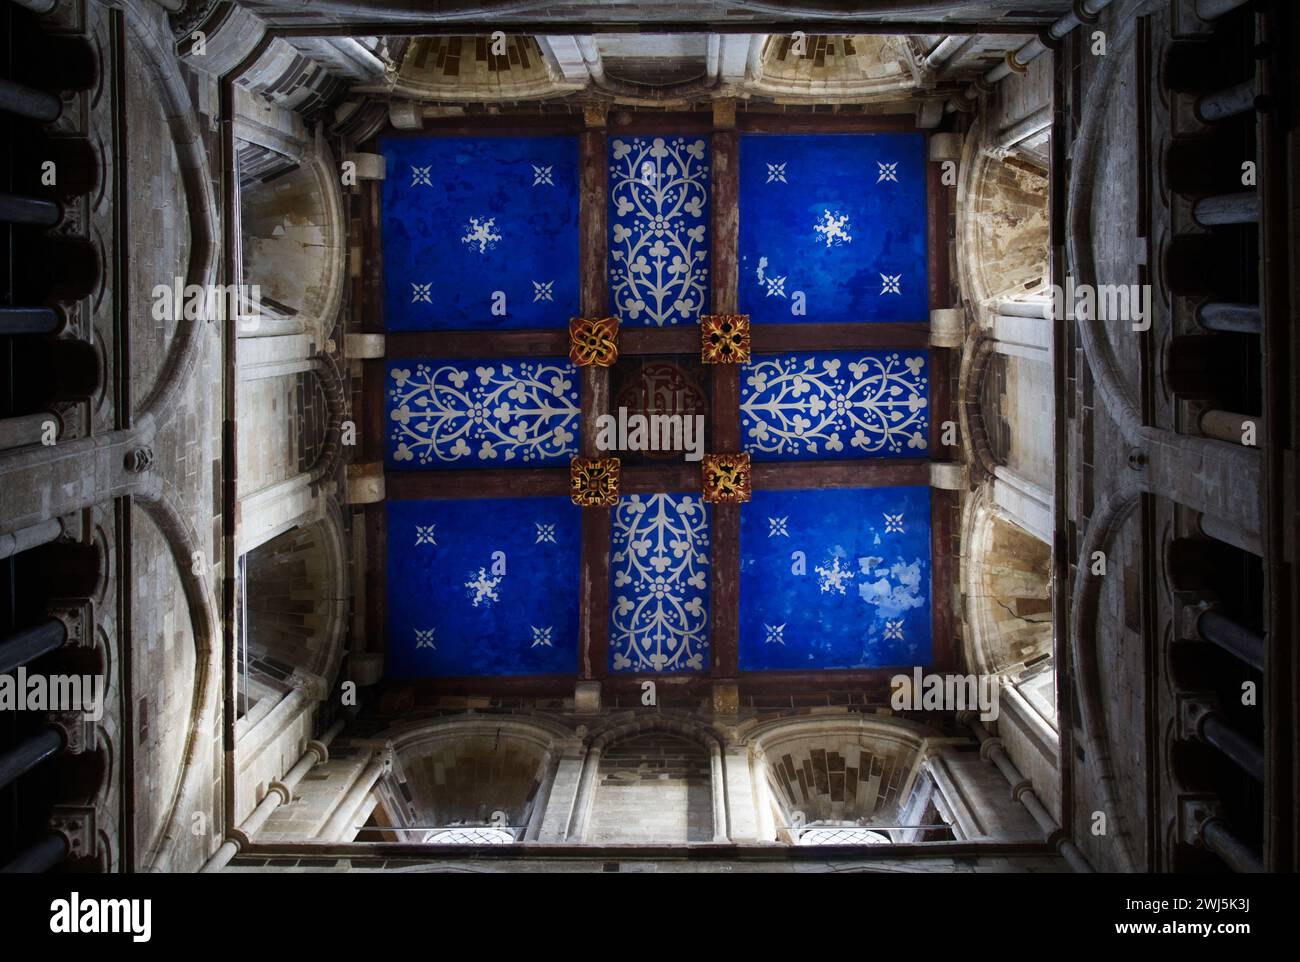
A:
[
  {"left": 238, "top": 144, "right": 346, "bottom": 346},
  {"left": 960, "top": 484, "right": 1055, "bottom": 726},
  {"left": 743, "top": 715, "right": 937, "bottom": 844},
  {"left": 955, "top": 117, "right": 1050, "bottom": 327},
  {"left": 236, "top": 504, "right": 347, "bottom": 726},
  {"left": 378, "top": 717, "right": 572, "bottom": 841},
  {"left": 578, "top": 715, "right": 727, "bottom": 845},
  {"left": 750, "top": 34, "right": 920, "bottom": 102}
]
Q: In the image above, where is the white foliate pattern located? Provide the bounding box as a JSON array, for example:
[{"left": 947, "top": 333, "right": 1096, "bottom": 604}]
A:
[
  {"left": 610, "top": 494, "right": 710, "bottom": 672},
  {"left": 765, "top": 623, "right": 786, "bottom": 645},
  {"left": 880, "top": 273, "right": 902, "bottom": 295},
  {"left": 530, "top": 625, "right": 553, "bottom": 648},
  {"left": 609, "top": 137, "right": 709, "bottom": 327},
  {"left": 742, "top": 353, "right": 929, "bottom": 457},
  {"left": 414, "top": 628, "right": 436, "bottom": 649},
  {"left": 388, "top": 361, "right": 579, "bottom": 465},
  {"left": 415, "top": 525, "right": 437, "bottom": 546}
]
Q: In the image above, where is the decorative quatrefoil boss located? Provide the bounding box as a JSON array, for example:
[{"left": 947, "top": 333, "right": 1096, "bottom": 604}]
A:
[
  {"left": 700, "top": 313, "right": 751, "bottom": 364},
  {"left": 568, "top": 316, "right": 620, "bottom": 367},
  {"left": 701, "top": 452, "right": 752, "bottom": 503},
  {"left": 570, "top": 456, "right": 621, "bottom": 507}
]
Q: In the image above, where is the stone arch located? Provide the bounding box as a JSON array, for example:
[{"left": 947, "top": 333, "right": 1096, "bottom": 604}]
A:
[
  {"left": 584, "top": 717, "right": 723, "bottom": 845},
  {"left": 751, "top": 34, "right": 918, "bottom": 102},
  {"left": 118, "top": 0, "right": 219, "bottom": 422},
  {"left": 132, "top": 492, "right": 221, "bottom": 874},
  {"left": 955, "top": 117, "right": 1050, "bottom": 327},
  {"left": 239, "top": 505, "right": 348, "bottom": 709},
  {"left": 587, "top": 712, "right": 726, "bottom": 755},
  {"left": 383, "top": 716, "right": 571, "bottom": 839},
  {"left": 960, "top": 485, "right": 1053, "bottom": 679},
  {"left": 957, "top": 334, "right": 999, "bottom": 480},
  {"left": 239, "top": 144, "right": 346, "bottom": 346},
  {"left": 742, "top": 714, "right": 933, "bottom": 842}
]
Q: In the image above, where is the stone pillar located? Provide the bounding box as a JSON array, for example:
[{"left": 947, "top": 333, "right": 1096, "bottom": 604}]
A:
[
  {"left": 0, "top": 411, "right": 58, "bottom": 452},
  {"left": 0, "top": 726, "right": 63, "bottom": 791},
  {"left": 0, "top": 517, "right": 62, "bottom": 561},
  {"left": 536, "top": 748, "right": 585, "bottom": 842},
  {"left": 0, "top": 832, "right": 68, "bottom": 873},
  {"left": 523, "top": 751, "right": 555, "bottom": 841},
  {"left": 0, "top": 77, "right": 61, "bottom": 123},
  {"left": 316, "top": 746, "right": 391, "bottom": 841},
  {"left": 237, "top": 474, "right": 318, "bottom": 555},
  {"left": 992, "top": 299, "right": 1052, "bottom": 362},
  {"left": 565, "top": 746, "right": 603, "bottom": 842},
  {"left": 709, "top": 743, "right": 727, "bottom": 842},
  {"left": 992, "top": 465, "right": 1052, "bottom": 544},
  {"left": 1198, "top": 409, "right": 1260, "bottom": 446},
  {"left": 1193, "top": 192, "right": 1259, "bottom": 227},
  {"left": 0, "top": 192, "right": 60, "bottom": 227},
  {"left": 203, "top": 720, "right": 344, "bottom": 871},
  {"left": 922, "top": 752, "right": 984, "bottom": 840},
  {"left": 0, "top": 617, "right": 66, "bottom": 675},
  {"left": 0, "top": 306, "right": 60, "bottom": 335},
  {"left": 721, "top": 747, "right": 759, "bottom": 841}
]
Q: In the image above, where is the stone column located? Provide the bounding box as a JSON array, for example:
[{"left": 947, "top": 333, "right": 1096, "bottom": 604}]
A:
[
  {"left": 721, "top": 747, "right": 759, "bottom": 841},
  {"left": 536, "top": 747, "right": 585, "bottom": 842},
  {"left": 316, "top": 745, "right": 391, "bottom": 841},
  {"left": 709, "top": 743, "right": 727, "bottom": 842},
  {"left": 565, "top": 746, "right": 603, "bottom": 842},
  {"left": 992, "top": 465, "right": 1053, "bottom": 544},
  {"left": 203, "top": 720, "right": 344, "bottom": 871}
]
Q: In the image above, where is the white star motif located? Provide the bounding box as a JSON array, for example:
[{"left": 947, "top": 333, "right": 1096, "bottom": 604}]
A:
[
  {"left": 768, "top": 517, "right": 789, "bottom": 537},
  {"left": 813, "top": 209, "right": 852, "bottom": 247},
  {"left": 884, "top": 512, "right": 905, "bottom": 533},
  {"left": 765, "top": 623, "right": 786, "bottom": 645},
  {"left": 414, "top": 628, "right": 437, "bottom": 649},
  {"left": 465, "top": 567, "right": 502, "bottom": 607},
  {"left": 766, "top": 162, "right": 787, "bottom": 184},
  {"left": 461, "top": 216, "right": 502, "bottom": 254},
  {"left": 535, "top": 523, "right": 556, "bottom": 544},
  {"left": 414, "top": 524, "right": 437, "bottom": 546},
  {"left": 411, "top": 165, "right": 432, "bottom": 186},
  {"left": 884, "top": 620, "right": 904, "bottom": 641},
  {"left": 815, "top": 556, "right": 855, "bottom": 595},
  {"left": 532, "top": 164, "right": 554, "bottom": 186},
  {"left": 877, "top": 162, "right": 899, "bottom": 184},
  {"left": 411, "top": 282, "right": 432, "bottom": 304},
  {"left": 530, "top": 625, "right": 553, "bottom": 648},
  {"left": 532, "top": 280, "right": 553, "bottom": 303},
  {"left": 765, "top": 274, "right": 787, "bottom": 298},
  {"left": 880, "top": 274, "right": 902, "bottom": 296}
]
